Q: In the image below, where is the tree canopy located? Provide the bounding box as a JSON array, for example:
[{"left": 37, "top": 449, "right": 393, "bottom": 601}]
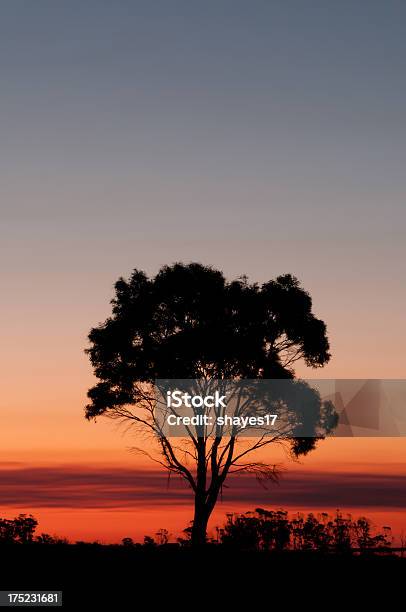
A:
[{"left": 86, "top": 263, "right": 330, "bottom": 418}]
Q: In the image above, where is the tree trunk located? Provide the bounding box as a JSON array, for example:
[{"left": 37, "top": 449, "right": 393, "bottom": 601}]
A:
[
  {"left": 191, "top": 437, "right": 210, "bottom": 546},
  {"left": 190, "top": 435, "right": 235, "bottom": 546},
  {"left": 191, "top": 498, "right": 210, "bottom": 546}
]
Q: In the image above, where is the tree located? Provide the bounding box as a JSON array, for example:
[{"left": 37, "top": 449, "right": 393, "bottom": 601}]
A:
[
  {"left": 0, "top": 514, "right": 38, "bottom": 544},
  {"left": 121, "top": 537, "right": 135, "bottom": 547},
  {"left": 85, "top": 263, "right": 334, "bottom": 546},
  {"left": 219, "top": 509, "right": 393, "bottom": 553}
]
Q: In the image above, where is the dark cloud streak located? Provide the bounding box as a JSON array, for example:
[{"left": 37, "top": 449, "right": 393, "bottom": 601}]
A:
[{"left": 0, "top": 464, "right": 405, "bottom": 510}]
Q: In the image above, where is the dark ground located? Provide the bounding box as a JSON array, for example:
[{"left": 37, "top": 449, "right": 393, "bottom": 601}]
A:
[{"left": 0, "top": 544, "right": 404, "bottom": 609}]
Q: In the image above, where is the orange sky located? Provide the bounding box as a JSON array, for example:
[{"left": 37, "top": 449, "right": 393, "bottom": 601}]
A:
[
  {"left": 1, "top": 295, "right": 406, "bottom": 543},
  {"left": 1, "top": 378, "right": 405, "bottom": 543}
]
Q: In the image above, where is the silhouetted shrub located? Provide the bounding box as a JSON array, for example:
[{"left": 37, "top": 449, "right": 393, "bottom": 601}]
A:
[
  {"left": 0, "top": 514, "right": 38, "bottom": 544},
  {"left": 219, "top": 509, "right": 392, "bottom": 553},
  {"left": 36, "top": 533, "right": 69, "bottom": 545},
  {"left": 122, "top": 537, "right": 135, "bottom": 547}
]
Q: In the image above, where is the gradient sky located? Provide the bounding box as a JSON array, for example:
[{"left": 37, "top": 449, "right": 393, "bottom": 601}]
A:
[{"left": 1, "top": 1, "right": 405, "bottom": 542}]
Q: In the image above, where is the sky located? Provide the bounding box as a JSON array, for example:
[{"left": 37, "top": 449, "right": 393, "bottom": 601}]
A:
[{"left": 0, "top": 1, "right": 405, "bottom": 542}]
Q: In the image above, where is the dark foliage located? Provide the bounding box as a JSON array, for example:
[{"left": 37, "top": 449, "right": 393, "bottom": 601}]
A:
[
  {"left": 86, "top": 263, "right": 330, "bottom": 419},
  {"left": 219, "top": 509, "right": 393, "bottom": 553},
  {"left": 0, "top": 514, "right": 38, "bottom": 544}
]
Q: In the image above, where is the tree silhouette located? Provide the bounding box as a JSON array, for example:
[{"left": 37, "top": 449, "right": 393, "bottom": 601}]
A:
[
  {"left": 219, "top": 509, "right": 392, "bottom": 552},
  {"left": 0, "top": 514, "right": 38, "bottom": 544},
  {"left": 85, "top": 263, "right": 334, "bottom": 546}
]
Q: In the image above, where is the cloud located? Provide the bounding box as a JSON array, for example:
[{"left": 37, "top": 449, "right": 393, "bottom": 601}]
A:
[{"left": 0, "top": 464, "right": 405, "bottom": 510}]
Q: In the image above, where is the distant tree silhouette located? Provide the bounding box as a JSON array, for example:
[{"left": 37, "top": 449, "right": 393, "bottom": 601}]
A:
[
  {"left": 155, "top": 528, "right": 170, "bottom": 545},
  {"left": 143, "top": 535, "right": 156, "bottom": 547},
  {"left": 0, "top": 510, "right": 393, "bottom": 555},
  {"left": 36, "top": 533, "right": 69, "bottom": 545},
  {"left": 85, "top": 263, "right": 334, "bottom": 546},
  {"left": 0, "top": 514, "right": 38, "bottom": 544},
  {"left": 176, "top": 524, "right": 193, "bottom": 546},
  {"left": 219, "top": 509, "right": 392, "bottom": 552},
  {"left": 121, "top": 537, "right": 135, "bottom": 547}
]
